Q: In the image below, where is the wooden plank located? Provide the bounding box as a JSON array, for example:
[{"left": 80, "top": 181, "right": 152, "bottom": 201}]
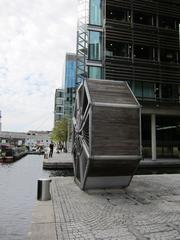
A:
[
  {"left": 91, "top": 107, "right": 140, "bottom": 156},
  {"left": 87, "top": 80, "right": 138, "bottom": 105},
  {"left": 88, "top": 160, "right": 139, "bottom": 176}
]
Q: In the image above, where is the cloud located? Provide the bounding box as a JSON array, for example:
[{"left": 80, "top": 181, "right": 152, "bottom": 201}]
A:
[{"left": 0, "top": 0, "right": 78, "bottom": 132}]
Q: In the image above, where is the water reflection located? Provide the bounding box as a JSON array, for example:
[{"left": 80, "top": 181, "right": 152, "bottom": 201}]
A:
[{"left": 0, "top": 155, "right": 50, "bottom": 240}]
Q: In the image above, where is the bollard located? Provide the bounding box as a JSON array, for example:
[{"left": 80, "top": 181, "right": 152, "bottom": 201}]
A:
[{"left": 37, "top": 178, "right": 51, "bottom": 201}]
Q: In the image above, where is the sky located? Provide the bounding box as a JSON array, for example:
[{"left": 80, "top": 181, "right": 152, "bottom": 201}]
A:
[{"left": 0, "top": 0, "right": 77, "bottom": 132}]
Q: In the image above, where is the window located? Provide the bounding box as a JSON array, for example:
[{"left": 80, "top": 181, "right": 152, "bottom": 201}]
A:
[
  {"left": 143, "top": 82, "right": 155, "bottom": 98},
  {"left": 161, "top": 84, "right": 179, "bottom": 100},
  {"left": 106, "top": 6, "right": 130, "bottom": 22},
  {"left": 56, "top": 98, "right": 63, "bottom": 105},
  {"left": 134, "top": 81, "right": 143, "bottom": 97},
  {"left": 57, "top": 91, "right": 64, "bottom": 98},
  {"left": 134, "top": 81, "right": 155, "bottom": 99},
  {"left": 56, "top": 106, "right": 63, "bottom": 113},
  {"left": 89, "top": 31, "right": 102, "bottom": 60},
  {"left": 160, "top": 49, "right": 178, "bottom": 63},
  {"left": 90, "top": 0, "right": 102, "bottom": 26},
  {"left": 134, "top": 11, "right": 155, "bottom": 26},
  {"left": 134, "top": 45, "right": 154, "bottom": 60},
  {"left": 106, "top": 41, "right": 131, "bottom": 57},
  {"left": 55, "top": 115, "right": 62, "bottom": 121},
  {"left": 159, "top": 16, "right": 176, "bottom": 30},
  {"left": 88, "top": 66, "right": 102, "bottom": 79}
]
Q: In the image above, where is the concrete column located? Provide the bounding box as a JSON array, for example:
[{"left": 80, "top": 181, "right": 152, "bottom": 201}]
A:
[{"left": 151, "top": 114, "right": 157, "bottom": 160}]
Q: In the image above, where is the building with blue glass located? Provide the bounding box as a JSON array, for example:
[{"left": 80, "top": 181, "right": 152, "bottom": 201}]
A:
[
  {"left": 76, "top": 0, "right": 180, "bottom": 159},
  {"left": 64, "top": 53, "right": 76, "bottom": 118}
]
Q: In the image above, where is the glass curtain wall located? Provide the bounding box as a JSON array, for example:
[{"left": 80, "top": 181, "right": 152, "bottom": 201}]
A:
[
  {"left": 89, "top": 31, "right": 102, "bottom": 60},
  {"left": 89, "top": 0, "right": 102, "bottom": 25},
  {"left": 156, "top": 116, "right": 180, "bottom": 158},
  {"left": 88, "top": 66, "right": 102, "bottom": 78},
  {"left": 88, "top": 0, "right": 103, "bottom": 79},
  {"left": 134, "top": 81, "right": 155, "bottom": 100}
]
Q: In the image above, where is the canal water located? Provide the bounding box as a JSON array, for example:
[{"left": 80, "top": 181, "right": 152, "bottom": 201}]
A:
[{"left": 0, "top": 154, "right": 51, "bottom": 240}]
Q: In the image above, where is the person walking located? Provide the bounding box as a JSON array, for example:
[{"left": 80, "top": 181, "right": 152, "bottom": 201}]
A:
[
  {"left": 49, "top": 142, "right": 54, "bottom": 158},
  {"left": 44, "top": 146, "right": 49, "bottom": 159}
]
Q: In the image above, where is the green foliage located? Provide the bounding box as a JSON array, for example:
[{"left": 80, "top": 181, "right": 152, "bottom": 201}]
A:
[{"left": 51, "top": 117, "right": 69, "bottom": 144}]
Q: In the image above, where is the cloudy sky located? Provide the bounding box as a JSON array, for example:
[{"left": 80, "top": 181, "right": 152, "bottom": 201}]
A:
[{"left": 0, "top": 0, "right": 77, "bottom": 132}]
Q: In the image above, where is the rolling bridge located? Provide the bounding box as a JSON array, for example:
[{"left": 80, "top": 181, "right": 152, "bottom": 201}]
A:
[{"left": 72, "top": 79, "right": 142, "bottom": 190}]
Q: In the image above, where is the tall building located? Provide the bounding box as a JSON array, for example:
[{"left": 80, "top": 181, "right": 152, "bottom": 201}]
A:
[
  {"left": 0, "top": 111, "right": 2, "bottom": 131},
  {"left": 64, "top": 53, "right": 76, "bottom": 118},
  {"left": 76, "top": 0, "right": 180, "bottom": 159},
  {"left": 54, "top": 89, "right": 64, "bottom": 125}
]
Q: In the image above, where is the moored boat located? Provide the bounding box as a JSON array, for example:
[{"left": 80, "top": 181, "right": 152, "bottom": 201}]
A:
[{"left": 0, "top": 144, "right": 28, "bottom": 163}]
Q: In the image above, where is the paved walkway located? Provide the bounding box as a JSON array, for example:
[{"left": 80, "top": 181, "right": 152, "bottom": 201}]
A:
[
  {"left": 51, "top": 175, "right": 180, "bottom": 240},
  {"left": 43, "top": 152, "right": 180, "bottom": 172},
  {"left": 43, "top": 153, "right": 73, "bottom": 169}
]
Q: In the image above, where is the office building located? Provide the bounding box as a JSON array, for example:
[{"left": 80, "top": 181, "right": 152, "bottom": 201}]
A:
[
  {"left": 54, "top": 89, "right": 64, "bottom": 125},
  {"left": 64, "top": 53, "right": 76, "bottom": 118},
  {"left": 76, "top": 0, "right": 180, "bottom": 159}
]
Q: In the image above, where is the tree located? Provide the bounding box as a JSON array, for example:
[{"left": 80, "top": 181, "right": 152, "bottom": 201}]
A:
[{"left": 51, "top": 117, "right": 69, "bottom": 148}]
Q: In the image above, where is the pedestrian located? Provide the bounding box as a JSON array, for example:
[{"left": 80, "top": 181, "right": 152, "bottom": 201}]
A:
[
  {"left": 44, "top": 146, "right": 49, "bottom": 159},
  {"left": 58, "top": 144, "right": 62, "bottom": 153},
  {"left": 49, "top": 142, "right": 54, "bottom": 158}
]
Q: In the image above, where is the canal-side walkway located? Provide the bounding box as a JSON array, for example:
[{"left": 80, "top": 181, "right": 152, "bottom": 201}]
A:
[
  {"left": 29, "top": 174, "right": 180, "bottom": 240},
  {"left": 43, "top": 153, "right": 73, "bottom": 170},
  {"left": 43, "top": 152, "right": 180, "bottom": 173},
  {"left": 51, "top": 175, "right": 180, "bottom": 240}
]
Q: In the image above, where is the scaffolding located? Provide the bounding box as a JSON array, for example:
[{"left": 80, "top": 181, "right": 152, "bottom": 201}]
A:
[{"left": 76, "top": 0, "right": 89, "bottom": 86}]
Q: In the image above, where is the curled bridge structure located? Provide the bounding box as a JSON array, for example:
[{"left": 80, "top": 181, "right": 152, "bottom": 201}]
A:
[{"left": 72, "top": 79, "right": 142, "bottom": 190}]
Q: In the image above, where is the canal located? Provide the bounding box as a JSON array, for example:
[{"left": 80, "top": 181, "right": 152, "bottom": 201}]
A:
[{"left": 0, "top": 154, "right": 51, "bottom": 240}]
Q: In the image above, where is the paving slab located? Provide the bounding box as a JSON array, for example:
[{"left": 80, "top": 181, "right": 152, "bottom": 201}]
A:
[
  {"left": 27, "top": 223, "right": 57, "bottom": 240},
  {"left": 51, "top": 175, "right": 180, "bottom": 240},
  {"left": 27, "top": 200, "right": 57, "bottom": 240},
  {"left": 43, "top": 153, "right": 73, "bottom": 170}
]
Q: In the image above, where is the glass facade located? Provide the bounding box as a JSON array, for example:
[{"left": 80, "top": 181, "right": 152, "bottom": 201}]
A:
[
  {"left": 142, "top": 115, "right": 180, "bottom": 158},
  {"left": 64, "top": 54, "right": 76, "bottom": 118},
  {"left": 159, "top": 16, "right": 176, "bottom": 30},
  {"left": 89, "top": 31, "right": 102, "bottom": 60},
  {"left": 65, "top": 59, "right": 76, "bottom": 89},
  {"left": 161, "top": 84, "right": 179, "bottom": 101},
  {"left": 133, "top": 81, "right": 180, "bottom": 103},
  {"left": 134, "top": 45, "right": 154, "bottom": 60},
  {"left": 134, "top": 11, "right": 155, "bottom": 26},
  {"left": 106, "top": 6, "right": 129, "bottom": 22},
  {"left": 89, "top": 0, "right": 102, "bottom": 26},
  {"left": 134, "top": 81, "right": 155, "bottom": 99},
  {"left": 88, "top": 66, "right": 102, "bottom": 79},
  {"left": 106, "top": 41, "right": 131, "bottom": 57},
  {"left": 160, "top": 49, "right": 179, "bottom": 63}
]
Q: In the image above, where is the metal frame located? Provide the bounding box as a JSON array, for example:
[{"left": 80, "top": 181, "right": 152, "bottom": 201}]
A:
[{"left": 76, "top": 0, "right": 89, "bottom": 85}]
